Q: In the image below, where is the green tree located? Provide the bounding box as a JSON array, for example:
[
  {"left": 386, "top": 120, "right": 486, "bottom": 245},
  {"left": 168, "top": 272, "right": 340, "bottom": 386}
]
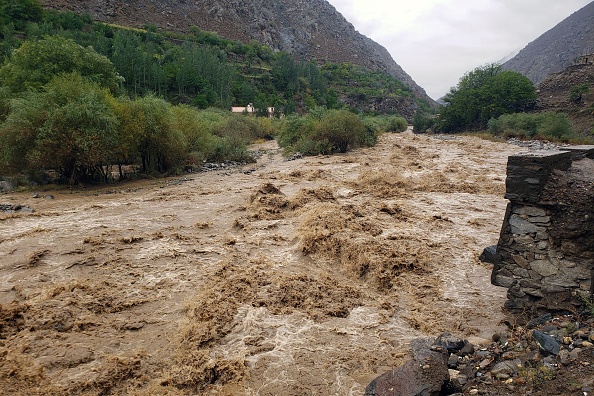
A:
[
  {"left": 412, "top": 111, "right": 435, "bottom": 133},
  {"left": 438, "top": 64, "right": 536, "bottom": 132},
  {"left": 0, "top": 73, "right": 118, "bottom": 182},
  {"left": 0, "top": 0, "right": 43, "bottom": 30},
  {"left": 271, "top": 52, "right": 298, "bottom": 95},
  {"left": 569, "top": 83, "right": 589, "bottom": 103},
  {"left": 170, "top": 104, "right": 215, "bottom": 163},
  {"left": 109, "top": 96, "right": 144, "bottom": 178},
  {"left": 131, "top": 95, "right": 186, "bottom": 173},
  {"left": 0, "top": 36, "right": 123, "bottom": 93}
]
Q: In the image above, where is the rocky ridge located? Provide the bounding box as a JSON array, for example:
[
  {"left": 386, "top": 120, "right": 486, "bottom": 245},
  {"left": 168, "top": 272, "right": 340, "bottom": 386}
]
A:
[
  {"left": 503, "top": 1, "right": 594, "bottom": 85},
  {"left": 39, "top": 0, "right": 433, "bottom": 103}
]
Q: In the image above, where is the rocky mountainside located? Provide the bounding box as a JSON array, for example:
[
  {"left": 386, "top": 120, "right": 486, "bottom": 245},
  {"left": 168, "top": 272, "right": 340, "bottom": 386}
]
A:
[
  {"left": 535, "top": 63, "right": 594, "bottom": 134},
  {"left": 39, "top": 0, "right": 433, "bottom": 103},
  {"left": 503, "top": 1, "right": 594, "bottom": 85}
]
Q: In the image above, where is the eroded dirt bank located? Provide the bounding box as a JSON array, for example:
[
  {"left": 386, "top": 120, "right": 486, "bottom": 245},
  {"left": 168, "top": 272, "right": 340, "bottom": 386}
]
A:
[{"left": 0, "top": 131, "right": 522, "bottom": 395}]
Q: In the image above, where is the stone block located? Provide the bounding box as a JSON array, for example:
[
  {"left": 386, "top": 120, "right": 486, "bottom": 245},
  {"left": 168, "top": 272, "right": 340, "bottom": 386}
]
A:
[
  {"left": 509, "top": 214, "right": 539, "bottom": 234},
  {"left": 527, "top": 216, "right": 551, "bottom": 224},
  {"left": 524, "top": 288, "right": 544, "bottom": 298},
  {"left": 531, "top": 260, "right": 558, "bottom": 277},
  {"left": 535, "top": 232, "right": 549, "bottom": 241},
  {"left": 528, "top": 270, "right": 543, "bottom": 281},
  {"left": 512, "top": 254, "right": 529, "bottom": 268},
  {"left": 513, "top": 206, "right": 547, "bottom": 217},
  {"left": 494, "top": 275, "right": 516, "bottom": 288},
  {"left": 543, "top": 277, "right": 578, "bottom": 288},
  {"left": 542, "top": 284, "right": 566, "bottom": 293},
  {"left": 520, "top": 279, "right": 541, "bottom": 289},
  {"left": 513, "top": 268, "right": 530, "bottom": 278}
]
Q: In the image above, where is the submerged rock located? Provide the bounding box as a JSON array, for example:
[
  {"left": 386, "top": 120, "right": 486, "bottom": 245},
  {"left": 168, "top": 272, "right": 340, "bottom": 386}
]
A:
[{"left": 479, "top": 245, "right": 497, "bottom": 264}]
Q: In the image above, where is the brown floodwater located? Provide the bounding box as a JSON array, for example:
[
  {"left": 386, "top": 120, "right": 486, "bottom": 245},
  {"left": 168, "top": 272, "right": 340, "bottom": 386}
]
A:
[{"left": 0, "top": 131, "right": 522, "bottom": 395}]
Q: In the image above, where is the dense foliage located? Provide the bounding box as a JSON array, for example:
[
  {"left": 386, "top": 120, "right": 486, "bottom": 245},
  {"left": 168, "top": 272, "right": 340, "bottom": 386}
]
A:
[
  {"left": 412, "top": 111, "right": 436, "bottom": 133},
  {"left": 487, "top": 112, "right": 575, "bottom": 141},
  {"left": 278, "top": 108, "right": 379, "bottom": 155},
  {"left": 0, "top": 79, "right": 270, "bottom": 183},
  {"left": 0, "top": 35, "right": 122, "bottom": 93},
  {"left": 438, "top": 64, "right": 536, "bottom": 132},
  {"left": 0, "top": 0, "right": 43, "bottom": 30},
  {"left": 0, "top": 0, "right": 420, "bottom": 184}
]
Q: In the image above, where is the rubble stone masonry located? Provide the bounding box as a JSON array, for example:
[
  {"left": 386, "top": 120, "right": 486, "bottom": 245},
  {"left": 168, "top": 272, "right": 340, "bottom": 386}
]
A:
[{"left": 491, "top": 146, "right": 594, "bottom": 314}]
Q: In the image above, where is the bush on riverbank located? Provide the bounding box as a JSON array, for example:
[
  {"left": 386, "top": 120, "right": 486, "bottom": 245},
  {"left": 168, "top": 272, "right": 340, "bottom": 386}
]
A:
[{"left": 277, "top": 109, "right": 373, "bottom": 155}]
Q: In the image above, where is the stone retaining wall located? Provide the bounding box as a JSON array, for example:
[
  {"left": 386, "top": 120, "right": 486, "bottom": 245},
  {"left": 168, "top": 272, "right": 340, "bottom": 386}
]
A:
[{"left": 491, "top": 146, "right": 594, "bottom": 315}]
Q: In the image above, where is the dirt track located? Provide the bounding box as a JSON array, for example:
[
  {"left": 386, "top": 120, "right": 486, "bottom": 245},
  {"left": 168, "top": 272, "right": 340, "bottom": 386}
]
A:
[{"left": 0, "top": 131, "right": 523, "bottom": 395}]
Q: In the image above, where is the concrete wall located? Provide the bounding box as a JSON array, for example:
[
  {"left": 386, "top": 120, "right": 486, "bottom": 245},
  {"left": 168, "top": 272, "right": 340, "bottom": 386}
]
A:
[{"left": 491, "top": 146, "right": 594, "bottom": 315}]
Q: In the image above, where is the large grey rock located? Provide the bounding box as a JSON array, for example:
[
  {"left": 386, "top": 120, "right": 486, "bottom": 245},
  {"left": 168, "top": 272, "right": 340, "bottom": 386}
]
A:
[
  {"left": 0, "top": 180, "right": 14, "bottom": 193},
  {"left": 532, "top": 330, "right": 561, "bottom": 356},
  {"left": 366, "top": 338, "right": 449, "bottom": 396},
  {"left": 479, "top": 245, "right": 497, "bottom": 264},
  {"left": 509, "top": 215, "right": 539, "bottom": 234},
  {"left": 434, "top": 332, "right": 465, "bottom": 353}
]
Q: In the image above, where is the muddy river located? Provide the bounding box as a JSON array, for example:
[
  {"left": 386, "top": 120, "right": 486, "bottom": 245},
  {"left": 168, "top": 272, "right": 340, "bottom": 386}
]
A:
[{"left": 0, "top": 131, "right": 523, "bottom": 395}]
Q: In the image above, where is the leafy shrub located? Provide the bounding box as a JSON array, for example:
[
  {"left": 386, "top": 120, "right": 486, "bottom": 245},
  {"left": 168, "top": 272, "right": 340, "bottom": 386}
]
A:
[
  {"left": 170, "top": 104, "right": 215, "bottom": 164},
  {"left": 359, "top": 116, "right": 382, "bottom": 146},
  {"left": 278, "top": 109, "right": 368, "bottom": 155},
  {"left": 487, "top": 112, "right": 574, "bottom": 141},
  {"left": 277, "top": 113, "right": 317, "bottom": 151},
  {"left": 384, "top": 115, "right": 408, "bottom": 132},
  {"left": 312, "top": 110, "right": 366, "bottom": 153},
  {"left": 569, "top": 83, "right": 590, "bottom": 103},
  {"left": 413, "top": 112, "right": 436, "bottom": 133}
]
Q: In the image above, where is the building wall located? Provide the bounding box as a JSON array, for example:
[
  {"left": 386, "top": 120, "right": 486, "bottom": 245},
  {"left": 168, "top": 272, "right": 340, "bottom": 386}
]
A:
[{"left": 491, "top": 147, "right": 594, "bottom": 315}]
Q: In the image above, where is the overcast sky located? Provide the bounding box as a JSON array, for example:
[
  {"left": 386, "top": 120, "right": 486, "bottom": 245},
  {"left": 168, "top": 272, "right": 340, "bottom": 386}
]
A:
[{"left": 326, "top": 0, "right": 593, "bottom": 99}]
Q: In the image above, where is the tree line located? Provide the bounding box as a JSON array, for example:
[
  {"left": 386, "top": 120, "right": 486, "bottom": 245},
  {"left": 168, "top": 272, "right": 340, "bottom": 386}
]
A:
[
  {"left": 0, "top": 34, "right": 408, "bottom": 184},
  {"left": 0, "top": 2, "right": 339, "bottom": 115}
]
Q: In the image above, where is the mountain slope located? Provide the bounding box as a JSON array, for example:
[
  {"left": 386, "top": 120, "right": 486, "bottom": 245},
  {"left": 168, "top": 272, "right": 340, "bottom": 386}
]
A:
[
  {"left": 40, "top": 0, "right": 433, "bottom": 103},
  {"left": 503, "top": 1, "right": 594, "bottom": 84},
  {"left": 534, "top": 63, "right": 594, "bottom": 134}
]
